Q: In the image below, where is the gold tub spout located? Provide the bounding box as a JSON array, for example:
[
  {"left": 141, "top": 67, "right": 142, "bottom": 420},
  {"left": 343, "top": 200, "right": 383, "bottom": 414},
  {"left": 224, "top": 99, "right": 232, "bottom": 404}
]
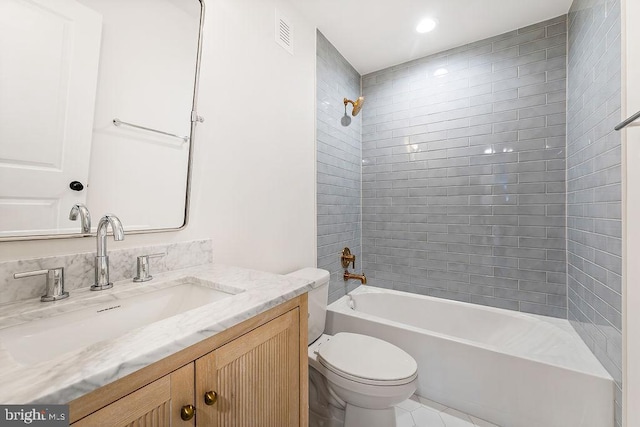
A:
[{"left": 344, "top": 271, "right": 367, "bottom": 284}]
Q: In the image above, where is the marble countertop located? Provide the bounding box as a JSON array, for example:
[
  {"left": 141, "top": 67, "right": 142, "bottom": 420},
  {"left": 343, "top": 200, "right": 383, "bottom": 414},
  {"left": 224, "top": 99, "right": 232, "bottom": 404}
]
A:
[{"left": 0, "top": 264, "right": 316, "bottom": 404}]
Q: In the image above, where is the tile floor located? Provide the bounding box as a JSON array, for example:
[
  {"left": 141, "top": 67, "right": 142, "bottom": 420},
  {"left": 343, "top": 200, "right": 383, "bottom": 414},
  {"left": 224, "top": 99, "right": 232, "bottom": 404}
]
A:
[{"left": 395, "top": 395, "right": 500, "bottom": 427}]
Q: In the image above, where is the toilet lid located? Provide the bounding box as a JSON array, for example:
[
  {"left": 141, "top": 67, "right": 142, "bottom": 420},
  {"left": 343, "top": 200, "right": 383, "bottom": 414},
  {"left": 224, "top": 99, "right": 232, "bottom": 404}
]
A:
[{"left": 317, "top": 333, "right": 417, "bottom": 384}]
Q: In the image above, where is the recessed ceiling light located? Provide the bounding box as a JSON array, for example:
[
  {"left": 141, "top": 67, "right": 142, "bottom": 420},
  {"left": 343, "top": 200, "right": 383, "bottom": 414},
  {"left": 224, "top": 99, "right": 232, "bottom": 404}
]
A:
[{"left": 416, "top": 18, "right": 438, "bottom": 33}]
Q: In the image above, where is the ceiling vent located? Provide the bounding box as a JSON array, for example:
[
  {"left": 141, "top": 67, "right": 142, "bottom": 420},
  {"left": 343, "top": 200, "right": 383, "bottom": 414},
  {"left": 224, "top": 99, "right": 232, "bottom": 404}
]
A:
[{"left": 275, "top": 10, "right": 293, "bottom": 55}]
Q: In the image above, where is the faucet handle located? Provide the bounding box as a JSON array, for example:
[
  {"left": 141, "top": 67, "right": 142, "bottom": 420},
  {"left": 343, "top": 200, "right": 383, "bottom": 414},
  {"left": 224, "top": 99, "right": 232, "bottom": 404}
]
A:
[
  {"left": 133, "top": 253, "right": 165, "bottom": 282},
  {"left": 341, "top": 247, "right": 356, "bottom": 269},
  {"left": 14, "top": 267, "right": 69, "bottom": 302}
]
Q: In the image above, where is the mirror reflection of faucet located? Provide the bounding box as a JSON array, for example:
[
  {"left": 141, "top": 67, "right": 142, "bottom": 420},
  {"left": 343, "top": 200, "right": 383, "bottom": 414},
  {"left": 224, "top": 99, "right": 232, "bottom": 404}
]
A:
[
  {"left": 69, "top": 204, "right": 91, "bottom": 234},
  {"left": 92, "top": 214, "right": 124, "bottom": 291},
  {"left": 341, "top": 247, "right": 367, "bottom": 284}
]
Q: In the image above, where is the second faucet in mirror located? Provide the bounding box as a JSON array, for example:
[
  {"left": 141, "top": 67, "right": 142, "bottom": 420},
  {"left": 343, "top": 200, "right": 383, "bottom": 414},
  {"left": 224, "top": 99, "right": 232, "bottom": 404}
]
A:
[
  {"left": 69, "top": 204, "right": 91, "bottom": 234},
  {"left": 93, "top": 214, "right": 124, "bottom": 291}
]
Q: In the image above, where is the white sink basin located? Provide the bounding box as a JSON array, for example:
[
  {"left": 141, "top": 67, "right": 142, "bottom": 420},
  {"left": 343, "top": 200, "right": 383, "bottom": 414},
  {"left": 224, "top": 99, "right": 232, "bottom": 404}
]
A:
[{"left": 0, "top": 278, "right": 239, "bottom": 365}]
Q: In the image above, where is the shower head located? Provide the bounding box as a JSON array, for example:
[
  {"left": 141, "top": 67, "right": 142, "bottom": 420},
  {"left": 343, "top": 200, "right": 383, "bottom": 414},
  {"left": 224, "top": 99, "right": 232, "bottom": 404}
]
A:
[{"left": 344, "top": 96, "right": 365, "bottom": 117}]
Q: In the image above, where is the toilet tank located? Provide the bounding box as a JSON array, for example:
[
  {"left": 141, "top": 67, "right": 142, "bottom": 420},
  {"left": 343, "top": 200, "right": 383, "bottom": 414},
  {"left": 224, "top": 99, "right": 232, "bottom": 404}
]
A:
[{"left": 286, "top": 268, "right": 330, "bottom": 345}]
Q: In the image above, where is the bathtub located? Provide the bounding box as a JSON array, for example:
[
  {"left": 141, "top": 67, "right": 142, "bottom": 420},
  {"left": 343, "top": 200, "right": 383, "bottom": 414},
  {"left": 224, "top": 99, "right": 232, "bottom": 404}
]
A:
[{"left": 325, "top": 286, "right": 614, "bottom": 427}]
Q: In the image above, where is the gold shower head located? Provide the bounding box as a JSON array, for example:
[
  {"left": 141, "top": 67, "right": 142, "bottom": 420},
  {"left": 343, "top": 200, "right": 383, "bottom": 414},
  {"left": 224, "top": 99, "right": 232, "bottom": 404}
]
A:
[{"left": 344, "top": 96, "right": 365, "bottom": 116}]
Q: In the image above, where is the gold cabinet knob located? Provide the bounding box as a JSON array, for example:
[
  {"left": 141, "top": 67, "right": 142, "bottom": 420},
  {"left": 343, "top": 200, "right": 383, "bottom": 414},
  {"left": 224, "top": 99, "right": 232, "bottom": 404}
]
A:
[
  {"left": 204, "top": 390, "right": 217, "bottom": 405},
  {"left": 180, "top": 404, "right": 195, "bottom": 421}
]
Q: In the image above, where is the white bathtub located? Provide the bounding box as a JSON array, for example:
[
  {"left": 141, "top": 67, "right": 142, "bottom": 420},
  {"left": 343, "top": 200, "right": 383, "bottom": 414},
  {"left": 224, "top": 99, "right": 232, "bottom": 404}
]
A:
[{"left": 325, "top": 286, "right": 614, "bottom": 427}]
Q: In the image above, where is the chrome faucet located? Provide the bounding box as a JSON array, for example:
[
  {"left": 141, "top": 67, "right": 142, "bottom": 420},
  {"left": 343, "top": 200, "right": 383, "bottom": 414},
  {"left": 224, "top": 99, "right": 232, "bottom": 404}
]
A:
[
  {"left": 69, "top": 204, "right": 91, "bottom": 233},
  {"left": 92, "top": 214, "right": 124, "bottom": 291}
]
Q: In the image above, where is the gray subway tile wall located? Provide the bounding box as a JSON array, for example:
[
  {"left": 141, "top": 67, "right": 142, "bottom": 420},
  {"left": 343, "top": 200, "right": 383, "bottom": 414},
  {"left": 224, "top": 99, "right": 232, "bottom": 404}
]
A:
[
  {"left": 361, "top": 16, "right": 568, "bottom": 318},
  {"left": 567, "top": 0, "right": 622, "bottom": 425},
  {"left": 316, "top": 31, "right": 363, "bottom": 303}
]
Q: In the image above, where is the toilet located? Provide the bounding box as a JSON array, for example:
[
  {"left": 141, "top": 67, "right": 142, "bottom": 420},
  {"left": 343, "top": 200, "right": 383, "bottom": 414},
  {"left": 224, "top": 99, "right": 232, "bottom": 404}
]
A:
[{"left": 287, "top": 268, "right": 417, "bottom": 427}]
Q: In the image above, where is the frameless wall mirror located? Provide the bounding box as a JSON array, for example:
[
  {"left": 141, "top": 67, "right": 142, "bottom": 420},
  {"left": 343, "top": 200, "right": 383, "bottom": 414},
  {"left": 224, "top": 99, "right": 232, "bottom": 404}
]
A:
[{"left": 0, "top": 0, "right": 204, "bottom": 240}]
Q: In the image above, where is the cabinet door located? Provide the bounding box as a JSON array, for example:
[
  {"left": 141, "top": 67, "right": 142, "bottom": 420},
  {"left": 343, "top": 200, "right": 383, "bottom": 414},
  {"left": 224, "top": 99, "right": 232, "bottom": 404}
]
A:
[
  {"left": 195, "top": 309, "right": 300, "bottom": 426},
  {"left": 72, "top": 363, "right": 195, "bottom": 427}
]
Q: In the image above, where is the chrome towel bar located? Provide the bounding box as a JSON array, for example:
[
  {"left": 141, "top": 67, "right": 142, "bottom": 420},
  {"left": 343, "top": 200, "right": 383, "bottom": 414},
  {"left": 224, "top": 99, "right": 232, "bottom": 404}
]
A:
[
  {"left": 112, "top": 118, "right": 189, "bottom": 142},
  {"left": 615, "top": 110, "right": 640, "bottom": 131}
]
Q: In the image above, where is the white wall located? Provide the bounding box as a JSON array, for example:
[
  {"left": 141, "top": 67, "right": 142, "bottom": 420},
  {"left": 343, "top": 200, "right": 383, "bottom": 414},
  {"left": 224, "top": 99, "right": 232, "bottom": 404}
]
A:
[
  {"left": 0, "top": 0, "right": 317, "bottom": 276},
  {"left": 623, "top": 0, "right": 640, "bottom": 423}
]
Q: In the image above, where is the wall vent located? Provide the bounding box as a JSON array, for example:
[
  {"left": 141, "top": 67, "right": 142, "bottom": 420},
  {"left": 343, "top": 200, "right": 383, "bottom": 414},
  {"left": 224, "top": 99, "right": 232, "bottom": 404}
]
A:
[{"left": 275, "top": 10, "right": 293, "bottom": 55}]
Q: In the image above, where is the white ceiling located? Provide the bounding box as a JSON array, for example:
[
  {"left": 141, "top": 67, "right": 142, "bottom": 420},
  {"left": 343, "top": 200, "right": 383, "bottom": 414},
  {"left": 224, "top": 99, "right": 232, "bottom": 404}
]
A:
[{"left": 294, "top": 0, "right": 573, "bottom": 75}]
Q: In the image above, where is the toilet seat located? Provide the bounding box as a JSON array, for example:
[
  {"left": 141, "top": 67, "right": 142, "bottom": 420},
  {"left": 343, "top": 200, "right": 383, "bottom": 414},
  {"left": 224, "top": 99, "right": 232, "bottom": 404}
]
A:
[{"left": 317, "top": 332, "right": 417, "bottom": 386}]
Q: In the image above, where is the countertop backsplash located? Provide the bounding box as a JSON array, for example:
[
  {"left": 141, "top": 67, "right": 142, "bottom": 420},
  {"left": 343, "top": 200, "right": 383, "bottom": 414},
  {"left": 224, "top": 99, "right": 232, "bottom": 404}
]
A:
[{"left": 0, "top": 239, "right": 213, "bottom": 306}]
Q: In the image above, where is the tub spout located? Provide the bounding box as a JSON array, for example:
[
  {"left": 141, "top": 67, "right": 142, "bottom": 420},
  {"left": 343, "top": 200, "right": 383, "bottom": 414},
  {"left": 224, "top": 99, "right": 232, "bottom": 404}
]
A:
[{"left": 344, "top": 271, "right": 367, "bottom": 284}]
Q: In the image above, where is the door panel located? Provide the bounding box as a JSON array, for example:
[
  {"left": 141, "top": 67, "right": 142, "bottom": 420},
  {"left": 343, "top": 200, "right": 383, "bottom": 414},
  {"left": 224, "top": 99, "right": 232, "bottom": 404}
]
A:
[{"left": 0, "top": 0, "right": 101, "bottom": 235}]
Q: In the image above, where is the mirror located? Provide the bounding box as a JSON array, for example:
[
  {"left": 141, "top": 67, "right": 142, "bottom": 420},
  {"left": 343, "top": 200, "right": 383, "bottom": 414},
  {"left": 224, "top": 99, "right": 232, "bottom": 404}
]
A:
[{"left": 0, "top": 0, "right": 204, "bottom": 240}]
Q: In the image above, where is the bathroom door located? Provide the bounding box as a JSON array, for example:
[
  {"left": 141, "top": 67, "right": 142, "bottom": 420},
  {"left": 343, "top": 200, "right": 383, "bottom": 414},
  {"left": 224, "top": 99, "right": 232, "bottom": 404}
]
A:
[{"left": 0, "top": 0, "right": 101, "bottom": 236}]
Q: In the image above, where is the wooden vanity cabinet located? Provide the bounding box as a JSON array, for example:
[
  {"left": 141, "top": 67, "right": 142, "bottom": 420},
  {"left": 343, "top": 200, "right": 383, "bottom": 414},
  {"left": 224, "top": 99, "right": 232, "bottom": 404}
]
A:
[
  {"left": 72, "top": 364, "right": 195, "bottom": 427},
  {"left": 195, "top": 308, "right": 300, "bottom": 426},
  {"left": 69, "top": 294, "right": 308, "bottom": 427}
]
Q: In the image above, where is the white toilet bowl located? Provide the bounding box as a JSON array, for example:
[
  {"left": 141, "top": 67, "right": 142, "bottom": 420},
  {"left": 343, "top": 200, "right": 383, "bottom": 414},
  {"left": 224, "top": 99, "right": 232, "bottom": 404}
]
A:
[
  {"left": 308, "top": 333, "right": 417, "bottom": 427},
  {"left": 286, "top": 268, "right": 418, "bottom": 427}
]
